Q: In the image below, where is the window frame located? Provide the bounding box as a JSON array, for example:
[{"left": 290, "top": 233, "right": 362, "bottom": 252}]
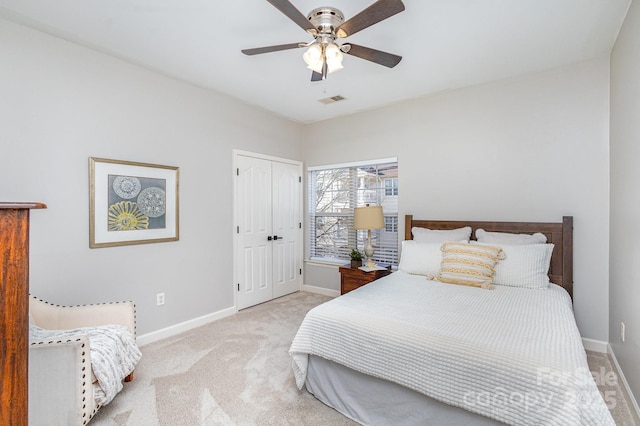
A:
[{"left": 308, "top": 158, "right": 398, "bottom": 266}]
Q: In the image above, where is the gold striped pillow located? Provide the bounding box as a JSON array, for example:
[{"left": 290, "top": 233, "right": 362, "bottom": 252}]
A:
[{"left": 438, "top": 242, "right": 506, "bottom": 289}]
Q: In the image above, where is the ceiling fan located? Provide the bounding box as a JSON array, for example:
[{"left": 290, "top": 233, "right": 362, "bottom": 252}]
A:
[{"left": 242, "top": 0, "right": 405, "bottom": 81}]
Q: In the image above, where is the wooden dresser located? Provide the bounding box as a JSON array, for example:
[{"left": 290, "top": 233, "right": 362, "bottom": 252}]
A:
[
  {"left": 1, "top": 202, "right": 46, "bottom": 426},
  {"left": 339, "top": 264, "right": 391, "bottom": 295}
]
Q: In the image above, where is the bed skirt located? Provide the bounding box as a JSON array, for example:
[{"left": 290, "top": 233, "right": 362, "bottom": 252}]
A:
[{"left": 306, "top": 355, "right": 505, "bottom": 426}]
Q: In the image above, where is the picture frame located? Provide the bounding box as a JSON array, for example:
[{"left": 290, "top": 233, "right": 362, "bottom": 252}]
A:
[{"left": 89, "top": 157, "right": 179, "bottom": 248}]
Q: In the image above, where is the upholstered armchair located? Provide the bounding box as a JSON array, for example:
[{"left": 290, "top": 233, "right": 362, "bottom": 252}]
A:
[{"left": 28, "top": 295, "right": 140, "bottom": 426}]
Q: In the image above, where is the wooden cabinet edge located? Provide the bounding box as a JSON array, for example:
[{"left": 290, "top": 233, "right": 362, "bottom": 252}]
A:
[
  {"left": 0, "top": 202, "right": 47, "bottom": 210},
  {"left": 0, "top": 202, "right": 46, "bottom": 426}
]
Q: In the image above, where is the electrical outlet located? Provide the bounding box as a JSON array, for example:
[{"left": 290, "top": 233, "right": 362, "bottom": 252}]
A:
[
  {"left": 156, "top": 293, "right": 165, "bottom": 306},
  {"left": 621, "top": 322, "right": 626, "bottom": 343}
]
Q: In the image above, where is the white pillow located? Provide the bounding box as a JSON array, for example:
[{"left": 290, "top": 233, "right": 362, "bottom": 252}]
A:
[
  {"left": 412, "top": 226, "right": 472, "bottom": 243},
  {"left": 397, "top": 240, "right": 442, "bottom": 277},
  {"left": 476, "top": 229, "right": 547, "bottom": 245},
  {"left": 490, "top": 243, "right": 554, "bottom": 289}
]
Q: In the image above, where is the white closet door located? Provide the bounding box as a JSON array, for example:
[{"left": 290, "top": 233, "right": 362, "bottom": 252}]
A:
[
  {"left": 272, "top": 161, "right": 302, "bottom": 298},
  {"left": 236, "top": 156, "right": 273, "bottom": 310}
]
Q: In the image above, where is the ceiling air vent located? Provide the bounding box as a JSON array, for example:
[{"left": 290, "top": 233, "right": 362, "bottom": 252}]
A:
[{"left": 318, "top": 95, "right": 346, "bottom": 105}]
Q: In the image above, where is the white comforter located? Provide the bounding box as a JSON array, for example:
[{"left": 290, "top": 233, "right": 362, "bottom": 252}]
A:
[
  {"left": 289, "top": 271, "right": 614, "bottom": 425},
  {"left": 30, "top": 323, "right": 142, "bottom": 405}
]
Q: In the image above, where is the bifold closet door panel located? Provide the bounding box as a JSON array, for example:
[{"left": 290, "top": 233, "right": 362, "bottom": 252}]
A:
[
  {"left": 236, "top": 156, "right": 273, "bottom": 310},
  {"left": 272, "top": 161, "right": 302, "bottom": 299}
]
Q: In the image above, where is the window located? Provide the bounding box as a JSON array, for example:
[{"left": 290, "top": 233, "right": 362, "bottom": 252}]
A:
[
  {"left": 308, "top": 158, "right": 398, "bottom": 265},
  {"left": 385, "top": 216, "right": 398, "bottom": 233},
  {"left": 385, "top": 178, "right": 398, "bottom": 196}
]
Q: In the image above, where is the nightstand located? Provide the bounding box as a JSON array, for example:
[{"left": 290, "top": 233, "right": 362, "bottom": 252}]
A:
[{"left": 339, "top": 265, "right": 392, "bottom": 295}]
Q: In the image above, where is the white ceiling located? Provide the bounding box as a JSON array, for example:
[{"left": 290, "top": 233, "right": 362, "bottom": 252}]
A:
[{"left": 0, "top": 0, "right": 631, "bottom": 123}]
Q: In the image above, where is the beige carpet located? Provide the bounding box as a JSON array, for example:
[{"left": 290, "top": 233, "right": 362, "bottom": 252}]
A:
[{"left": 91, "top": 291, "right": 636, "bottom": 425}]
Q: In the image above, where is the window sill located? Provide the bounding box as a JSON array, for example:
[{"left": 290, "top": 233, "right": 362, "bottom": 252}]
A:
[{"left": 304, "top": 259, "right": 347, "bottom": 268}]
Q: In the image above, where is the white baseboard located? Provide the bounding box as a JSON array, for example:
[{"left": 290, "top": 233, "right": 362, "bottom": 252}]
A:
[
  {"left": 138, "top": 286, "right": 337, "bottom": 347},
  {"left": 302, "top": 284, "right": 340, "bottom": 298},
  {"left": 582, "top": 338, "right": 609, "bottom": 353},
  {"left": 608, "top": 344, "right": 640, "bottom": 423},
  {"left": 137, "top": 306, "right": 236, "bottom": 346}
]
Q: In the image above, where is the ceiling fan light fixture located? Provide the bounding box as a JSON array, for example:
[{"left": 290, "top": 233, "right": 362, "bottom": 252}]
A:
[
  {"left": 304, "top": 42, "right": 344, "bottom": 75},
  {"left": 306, "top": 61, "right": 324, "bottom": 73},
  {"left": 303, "top": 43, "right": 324, "bottom": 72},
  {"left": 325, "top": 43, "right": 344, "bottom": 73},
  {"left": 243, "top": 0, "right": 405, "bottom": 82}
]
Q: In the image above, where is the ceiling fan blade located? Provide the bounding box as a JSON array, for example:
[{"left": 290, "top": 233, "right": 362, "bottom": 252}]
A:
[
  {"left": 242, "top": 43, "right": 305, "bottom": 55},
  {"left": 267, "top": 0, "right": 317, "bottom": 35},
  {"left": 343, "top": 43, "right": 402, "bottom": 68},
  {"left": 311, "top": 71, "right": 323, "bottom": 82},
  {"left": 336, "top": 0, "right": 405, "bottom": 38}
]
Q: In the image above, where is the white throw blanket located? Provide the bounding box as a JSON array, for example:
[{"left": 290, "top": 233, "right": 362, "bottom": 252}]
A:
[
  {"left": 30, "top": 323, "right": 142, "bottom": 405},
  {"left": 289, "top": 272, "right": 614, "bottom": 426}
]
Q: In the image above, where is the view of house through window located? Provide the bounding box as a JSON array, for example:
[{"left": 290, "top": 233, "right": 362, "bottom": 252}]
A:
[
  {"left": 308, "top": 158, "right": 399, "bottom": 265},
  {"left": 385, "top": 178, "right": 398, "bottom": 196}
]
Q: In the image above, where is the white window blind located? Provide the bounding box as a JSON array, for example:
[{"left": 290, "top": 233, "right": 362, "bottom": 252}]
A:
[{"left": 308, "top": 158, "right": 398, "bottom": 265}]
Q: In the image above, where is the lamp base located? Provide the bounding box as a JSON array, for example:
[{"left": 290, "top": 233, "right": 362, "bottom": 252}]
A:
[{"left": 364, "top": 229, "right": 376, "bottom": 268}]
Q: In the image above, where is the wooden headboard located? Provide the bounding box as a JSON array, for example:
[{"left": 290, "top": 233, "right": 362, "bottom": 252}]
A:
[{"left": 404, "top": 215, "right": 574, "bottom": 298}]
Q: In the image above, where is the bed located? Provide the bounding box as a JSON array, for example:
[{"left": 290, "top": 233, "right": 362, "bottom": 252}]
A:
[{"left": 289, "top": 215, "right": 614, "bottom": 425}]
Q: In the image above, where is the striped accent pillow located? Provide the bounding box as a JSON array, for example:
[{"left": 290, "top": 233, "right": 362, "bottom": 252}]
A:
[{"left": 438, "top": 242, "right": 506, "bottom": 289}]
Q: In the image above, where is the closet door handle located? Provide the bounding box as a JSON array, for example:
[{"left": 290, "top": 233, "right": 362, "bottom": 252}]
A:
[
  {"left": 267, "top": 236, "right": 273, "bottom": 241},
  {"left": 273, "top": 235, "right": 280, "bottom": 240}
]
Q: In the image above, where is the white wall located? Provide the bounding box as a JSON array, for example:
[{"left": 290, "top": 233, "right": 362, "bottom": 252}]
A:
[
  {"left": 0, "top": 18, "right": 303, "bottom": 335},
  {"left": 303, "top": 58, "right": 611, "bottom": 342},
  {"left": 0, "top": 15, "right": 614, "bottom": 345},
  {"left": 610, "top": 0, "right": 640, "bottom": 403}
]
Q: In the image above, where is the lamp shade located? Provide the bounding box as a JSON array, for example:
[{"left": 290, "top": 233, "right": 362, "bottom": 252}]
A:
[{"left": 354, "top": 205, "right": 384, "bottom": 230}]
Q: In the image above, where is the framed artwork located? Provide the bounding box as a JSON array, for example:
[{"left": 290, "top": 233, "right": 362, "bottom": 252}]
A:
[{"left": 89, "top": 157, "right": 179, "bottom": 248}]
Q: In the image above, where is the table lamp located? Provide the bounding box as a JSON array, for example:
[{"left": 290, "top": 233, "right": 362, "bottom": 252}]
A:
[{"left": 354, "top": 205, "right": 385, "bottom": 268}]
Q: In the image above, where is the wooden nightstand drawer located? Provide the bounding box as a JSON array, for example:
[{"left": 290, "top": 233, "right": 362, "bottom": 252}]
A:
[
  {"left": 342, "top": 275, "right": 371, "bottom": 293},
  {"left": 339, "top": 265, "right": 391, "bottom": 295}
]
